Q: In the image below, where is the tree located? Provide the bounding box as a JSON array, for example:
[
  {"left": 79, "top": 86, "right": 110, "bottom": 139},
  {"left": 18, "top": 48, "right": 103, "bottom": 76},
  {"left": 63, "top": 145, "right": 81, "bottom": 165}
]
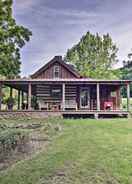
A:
[
  {"left": 65, "top": 31, "right": 119, "bottom": 79},
  {"left": 120, "top": 49, "right": 132, "bottom": 97},
  {"left": 0, "top": 0, "right": 32, "bottom": 78},
  {"left": 122, "top": 49, "right": 132, "bottom": 68},
  {"left": 121, "top": 49, "right": 132, "bottom": 80}
]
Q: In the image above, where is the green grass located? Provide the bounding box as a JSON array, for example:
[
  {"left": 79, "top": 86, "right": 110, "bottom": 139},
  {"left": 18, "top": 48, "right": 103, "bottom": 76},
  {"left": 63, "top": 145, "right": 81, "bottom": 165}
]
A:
[{"left": 0, "top": 118, "right": 132, "bottom": 183}]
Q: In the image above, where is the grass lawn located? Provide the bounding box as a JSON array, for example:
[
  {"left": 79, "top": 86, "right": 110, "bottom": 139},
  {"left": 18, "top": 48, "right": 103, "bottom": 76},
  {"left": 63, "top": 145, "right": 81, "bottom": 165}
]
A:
[{"left": 0, "top": 118, "right": 132, "bottom": 184}]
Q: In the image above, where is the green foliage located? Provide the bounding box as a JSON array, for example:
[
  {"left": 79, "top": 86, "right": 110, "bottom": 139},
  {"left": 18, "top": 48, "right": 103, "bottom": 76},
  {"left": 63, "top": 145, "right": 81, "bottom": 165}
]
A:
[
  {"left": 122, "top": 98, "right": 132, "bottom": 110},
  {"left": 0, "top": 128, "right": 28, "bottom": 158},
  {"left": 121, "top": 51, "right": 132, "bottom": 81},
  {"left": 66, "top": 31, "right": 119, "bottom": 79},
  {"left": 120, "top": 49, "right": 132, "bottom": 97},
  {"left": 122, "top": 49, "right": 132, "bottom": 67},
  {"left": 120, "top": 68, "right": 132, "bottom": 97},
  {"left": 1, "top": 87, "right": 18, "bottom": 111},
  {"left": 0, "top": 129, "right": 27, "bottom": 147},
  {"left": 0, "top": 0, "right": 32, "bottom": 78},
  {"left": 6, "top": 96, "right": 15, "bottom": 104}
]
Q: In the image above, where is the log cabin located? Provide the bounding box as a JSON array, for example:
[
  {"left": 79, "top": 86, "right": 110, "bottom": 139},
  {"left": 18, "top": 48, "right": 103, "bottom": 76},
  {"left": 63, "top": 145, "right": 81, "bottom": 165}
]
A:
[{"left": 0, "top": 56, "right": 131, "bottom": 118}]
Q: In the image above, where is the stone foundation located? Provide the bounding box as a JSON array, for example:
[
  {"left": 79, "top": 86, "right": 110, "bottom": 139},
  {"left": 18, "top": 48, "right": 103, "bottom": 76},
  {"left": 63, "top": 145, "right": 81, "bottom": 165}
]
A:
[{"left": 0, "top": 111, "right": 62, "bottom": 119}]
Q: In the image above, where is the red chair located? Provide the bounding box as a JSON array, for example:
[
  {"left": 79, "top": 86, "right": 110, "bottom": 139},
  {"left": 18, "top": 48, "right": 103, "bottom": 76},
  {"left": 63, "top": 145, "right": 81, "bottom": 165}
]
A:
[{"left": 104, "top": 102, "right": 113, "bottom": 110}]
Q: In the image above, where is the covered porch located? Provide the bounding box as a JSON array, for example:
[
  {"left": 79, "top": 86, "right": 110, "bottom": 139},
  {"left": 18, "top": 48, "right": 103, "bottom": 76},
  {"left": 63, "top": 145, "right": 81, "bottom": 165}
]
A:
[{"left": 0, "top": 79, "right": 131, "bottom": 117}]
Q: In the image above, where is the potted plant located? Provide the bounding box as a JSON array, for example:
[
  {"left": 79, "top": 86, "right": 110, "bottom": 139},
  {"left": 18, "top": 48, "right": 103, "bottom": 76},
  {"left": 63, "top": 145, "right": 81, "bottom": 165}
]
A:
[{"left": 6, "top": 97, "right": 15, "bottom": 110}]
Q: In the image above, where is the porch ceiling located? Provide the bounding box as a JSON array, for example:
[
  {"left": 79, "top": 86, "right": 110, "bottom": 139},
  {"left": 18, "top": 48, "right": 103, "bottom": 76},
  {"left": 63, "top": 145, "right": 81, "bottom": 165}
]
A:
[{"left": 1, "top": 83, "right": 36, "bottom": 95}]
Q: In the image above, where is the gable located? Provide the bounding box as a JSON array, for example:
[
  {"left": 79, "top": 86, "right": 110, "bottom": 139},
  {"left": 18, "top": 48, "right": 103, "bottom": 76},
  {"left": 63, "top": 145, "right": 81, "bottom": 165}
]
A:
[{"left": 31, "top": 56, "right": 80, "bottom": 79}]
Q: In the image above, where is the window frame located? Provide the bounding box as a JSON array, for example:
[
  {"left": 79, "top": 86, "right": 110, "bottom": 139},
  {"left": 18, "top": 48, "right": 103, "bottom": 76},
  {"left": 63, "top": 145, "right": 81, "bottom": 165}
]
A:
[
  {"left": 53, "top": 65, "right": 60, "bottom": 78},
  {"left": 50, "top": 86, "right": 62, "bottom": 98}
]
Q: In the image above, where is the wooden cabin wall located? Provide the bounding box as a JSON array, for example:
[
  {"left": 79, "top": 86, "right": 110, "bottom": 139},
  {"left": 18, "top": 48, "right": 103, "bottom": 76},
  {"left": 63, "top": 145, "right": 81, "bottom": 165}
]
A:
[
  {"left": 33, "top": 62, "right": 76, "bottom": 79},
  {"left": 36, "top": 84, "right": 62, "bottom": 102},
  {"left": 35, "top": 84, "right": 121, "bottom": 110},
  {"left": 36, "top": 84, "right": 77, "bottom": 103},
  {"left": 100, "top": 85, "right": 121, "bottom": 110},
  {"left": 65, "top": 85, "right": 77, "bottom": 101}
]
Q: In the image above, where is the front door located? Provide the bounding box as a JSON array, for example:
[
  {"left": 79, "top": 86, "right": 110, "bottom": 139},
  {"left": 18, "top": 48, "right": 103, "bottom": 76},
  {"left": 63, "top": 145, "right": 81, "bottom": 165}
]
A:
[{"left": 80, "top": 87, "right": 90, "bottom": 109}]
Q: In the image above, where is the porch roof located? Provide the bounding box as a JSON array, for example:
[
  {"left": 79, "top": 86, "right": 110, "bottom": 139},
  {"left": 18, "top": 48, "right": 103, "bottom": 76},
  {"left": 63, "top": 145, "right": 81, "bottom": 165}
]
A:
[{"left": 0, "top": 79, "right": 131, "bottom": 93}]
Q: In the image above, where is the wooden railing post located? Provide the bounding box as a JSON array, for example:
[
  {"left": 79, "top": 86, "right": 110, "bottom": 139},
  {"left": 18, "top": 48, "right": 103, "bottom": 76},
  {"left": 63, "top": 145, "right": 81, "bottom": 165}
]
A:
[
  {"left": 127, "top": 83, "right": 130, "bottom": 112},
  {"left": 97, "top": 83, "right": 100, "bottom": 111},
  {"left": 0, "top": 83, "right": 2, "bottom": 111},
  {"left": 62, "top": 83, "right": 65, "bottom": 111},
  {"left": 28, "top": 83, "right": 32, "bottom": 110}
]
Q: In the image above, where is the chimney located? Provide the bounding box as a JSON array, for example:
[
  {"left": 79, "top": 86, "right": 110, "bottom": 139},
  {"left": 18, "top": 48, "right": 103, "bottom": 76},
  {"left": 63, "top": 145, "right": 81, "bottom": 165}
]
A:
[{"left": 54, "top": 56, "right": 62, "bottom": 61}]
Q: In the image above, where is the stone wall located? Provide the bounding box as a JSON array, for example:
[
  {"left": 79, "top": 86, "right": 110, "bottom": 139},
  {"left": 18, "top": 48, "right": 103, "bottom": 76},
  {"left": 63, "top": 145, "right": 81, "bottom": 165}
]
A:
[{"left": 0, "top": 111, "right": 62, "bottom": 119}]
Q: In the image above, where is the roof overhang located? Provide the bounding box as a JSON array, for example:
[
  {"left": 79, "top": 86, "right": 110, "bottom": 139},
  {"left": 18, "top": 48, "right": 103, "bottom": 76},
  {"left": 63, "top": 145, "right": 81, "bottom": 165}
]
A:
[
  {"left": 0, "top": 79, "right": 131, "bottom": 94},
  {"left": 0, "top": 78, "right": 132, "bottom": 85}
]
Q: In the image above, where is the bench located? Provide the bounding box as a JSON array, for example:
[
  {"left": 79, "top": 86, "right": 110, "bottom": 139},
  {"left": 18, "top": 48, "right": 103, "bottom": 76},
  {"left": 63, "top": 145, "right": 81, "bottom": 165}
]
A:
[
  {"left": 38, "top": 100, "right": 48, "bottom": 110},
  {"left": 62, "top": 100, "right": 77, "bottom": 110}
]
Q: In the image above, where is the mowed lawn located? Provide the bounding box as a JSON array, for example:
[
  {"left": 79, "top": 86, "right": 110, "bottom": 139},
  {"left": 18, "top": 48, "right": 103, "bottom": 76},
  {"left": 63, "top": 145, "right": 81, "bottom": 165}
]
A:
[{"left": 0, "top": 118, "right": 132, "bottom": 184}]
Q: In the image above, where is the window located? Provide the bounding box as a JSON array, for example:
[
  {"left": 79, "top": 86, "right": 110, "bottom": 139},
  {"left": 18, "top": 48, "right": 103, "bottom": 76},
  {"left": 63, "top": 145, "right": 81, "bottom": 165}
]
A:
[
  {"left": 53, "top": 65, "right": 60, "bottom": 78},
  {"left": 51, "top": 86, "right": 61, "bottom": 97}
]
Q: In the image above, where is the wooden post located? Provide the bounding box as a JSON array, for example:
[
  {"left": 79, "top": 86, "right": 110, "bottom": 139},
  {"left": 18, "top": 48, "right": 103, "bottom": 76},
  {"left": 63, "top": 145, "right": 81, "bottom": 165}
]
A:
[
  {"left": 28, "top": 83, "right": 32, "bottom": 110},
  {"left": 21, "top": 91, "right": 24, "bottom": 109},
  {"left": 26, "top": 92, "right": 28, "bottom": 110},
  {"left": 0, "top": 83, "right": 2, "bottom": 111},
  {"left": 10, "top": 87, "right": 13, "bottom": 98},
  {"left": 18, "top": 90, "right": 21, "bottom": 110},
  {"left": 62, "top": 83, "right": 65, "bottom": 111},
  {"left": 97, "top": 83, "right": 100, "bottom": 111},
  {"left": 116, "top": 86, "right": 121, "bottom": 110},
  {"left": 127, "top": 83, "right": 130, "bottom": 112}
]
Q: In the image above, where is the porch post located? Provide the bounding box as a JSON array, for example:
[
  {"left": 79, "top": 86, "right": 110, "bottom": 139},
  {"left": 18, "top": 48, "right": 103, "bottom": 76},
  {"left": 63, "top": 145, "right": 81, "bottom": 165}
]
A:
[
  {"left": 97, "top": 83, "right": 100, "bottom": 111},
  {"left": 10, "top": 87, "right": 13, "bottom": 98},
  {"left": 116, "top": 86, "right": 121, "bottom": 110},
  {"left": 21, "top": 91, "right": 24, "bottom": 108},
  {"left": 127, "top": 82, "right": 130, "bottom": 112},
  {"left": 0, "top": 83, "right": 2, "bottom": 111},
  {"left": 18, "top": 90, "right": 21, "bottom": 110},
  {"left": 62, "top": 83, "right": 65, "bottom": 111},
  {"left": 28, "top": 83, "right": 32, "bottom": 110}
]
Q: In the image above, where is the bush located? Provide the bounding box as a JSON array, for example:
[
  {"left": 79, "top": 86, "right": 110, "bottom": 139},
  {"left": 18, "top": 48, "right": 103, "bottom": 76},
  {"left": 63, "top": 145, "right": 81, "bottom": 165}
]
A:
[{"left": 0, "top": 129, "right": 29, "bottom": 160}]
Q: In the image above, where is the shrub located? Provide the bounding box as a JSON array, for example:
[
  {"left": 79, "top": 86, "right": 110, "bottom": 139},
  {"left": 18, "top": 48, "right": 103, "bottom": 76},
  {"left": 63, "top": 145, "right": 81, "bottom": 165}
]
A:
[{"left": 0, "top": 129, "right": 29, "bottom": 160}]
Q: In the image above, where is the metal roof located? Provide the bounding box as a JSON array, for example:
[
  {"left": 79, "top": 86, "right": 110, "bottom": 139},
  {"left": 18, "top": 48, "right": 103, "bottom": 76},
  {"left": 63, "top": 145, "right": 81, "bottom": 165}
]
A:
[{"left": 0, "top": 78, "right": 131, "bottom": 83}]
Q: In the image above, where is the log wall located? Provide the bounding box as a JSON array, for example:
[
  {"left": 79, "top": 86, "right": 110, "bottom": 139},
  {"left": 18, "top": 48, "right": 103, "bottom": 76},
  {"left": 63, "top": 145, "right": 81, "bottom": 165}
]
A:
[
  {"left": 35, "top": 84, "right": 120, "bottom": 110},
  {"left": 36, "top": 84, "right": 77, "bottom": 103}
]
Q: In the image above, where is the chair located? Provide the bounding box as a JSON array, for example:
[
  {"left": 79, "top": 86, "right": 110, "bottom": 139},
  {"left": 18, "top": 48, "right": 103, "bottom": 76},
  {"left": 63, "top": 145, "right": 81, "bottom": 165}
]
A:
[
  {"left": 38, "top": 100, "right": 48, "bottom": 110},
  {"left": 104, "top": 101, "right": 113, "bottom": 111},
  {"left": 62, "top": 100, "right": 77, "bottom": 110}
]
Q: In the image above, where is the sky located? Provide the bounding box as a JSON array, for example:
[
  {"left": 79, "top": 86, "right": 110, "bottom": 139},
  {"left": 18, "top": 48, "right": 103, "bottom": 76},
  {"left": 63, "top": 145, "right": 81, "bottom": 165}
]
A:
[{"left": 13, "top": 0, "right": 132, "bottom": 77}]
